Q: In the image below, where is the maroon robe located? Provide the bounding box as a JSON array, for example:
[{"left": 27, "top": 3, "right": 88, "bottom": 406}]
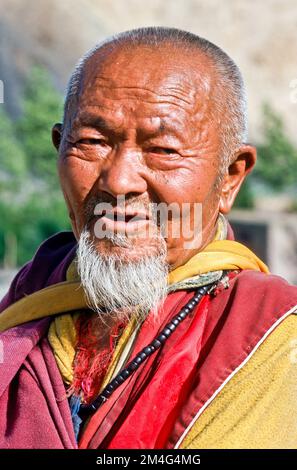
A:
[{"left": 0, "top": 231, "right": 297, "bottom": 448}]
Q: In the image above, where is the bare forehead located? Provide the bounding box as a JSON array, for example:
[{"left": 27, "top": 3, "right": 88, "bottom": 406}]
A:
[{"left": 80, "top": 45, "right": 213, "bottom": 107}]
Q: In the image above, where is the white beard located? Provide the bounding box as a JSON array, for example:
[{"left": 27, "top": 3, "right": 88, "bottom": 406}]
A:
[{"left": 76, "top": 229, "right": 169, "bottom": 323}]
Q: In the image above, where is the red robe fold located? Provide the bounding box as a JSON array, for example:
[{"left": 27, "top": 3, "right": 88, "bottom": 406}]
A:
[{"left": 0, "top": 231, "right": 297, "bottom": 448}]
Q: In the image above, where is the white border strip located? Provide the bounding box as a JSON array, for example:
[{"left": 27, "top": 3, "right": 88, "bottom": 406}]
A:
[{"left": 174, "top": 303, "right": 297, "bottom": 448}]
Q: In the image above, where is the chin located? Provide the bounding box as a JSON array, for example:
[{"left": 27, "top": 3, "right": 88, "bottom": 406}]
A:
[{"left": 92, "top": 236, "right": 164, "bottom": 262}]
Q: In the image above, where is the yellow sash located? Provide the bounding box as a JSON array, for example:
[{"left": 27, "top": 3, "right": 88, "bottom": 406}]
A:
[
  {"left": 0, "top": 239, "right": 268, "bottom": 334},
  {"left": 0, "top": 237, "right": 268, "bottom": 386}
]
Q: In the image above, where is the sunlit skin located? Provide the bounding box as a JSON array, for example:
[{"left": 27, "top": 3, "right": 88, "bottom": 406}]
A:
[{"left": 52, "top": 43, "right": 256, "bottom": 269}]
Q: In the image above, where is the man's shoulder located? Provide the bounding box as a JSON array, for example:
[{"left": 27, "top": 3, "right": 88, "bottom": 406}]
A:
[
  {"left": 35, "top": 230, "right": 76, "bottom": 255},
  {"left": 26, "top": 229, "right": 77, "bottom": 285},
  {"left": 0, "top": 231, "right": 77, "bottom": 312},
  {"left": 230, "top": 269, "right": 297, "bottom": 305},
  {"left": 208, "top": 269, "right": 297, "bottom": 345}
]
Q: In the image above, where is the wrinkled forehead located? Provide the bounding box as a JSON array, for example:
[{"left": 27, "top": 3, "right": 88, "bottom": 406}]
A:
[{"left": 79, "top": 44, "right": 214, "bottom": 112}]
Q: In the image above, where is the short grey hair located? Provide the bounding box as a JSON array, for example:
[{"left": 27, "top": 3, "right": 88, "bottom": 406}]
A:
[{"left": 64, "top": 27, "right": 248, "bottom": 172}]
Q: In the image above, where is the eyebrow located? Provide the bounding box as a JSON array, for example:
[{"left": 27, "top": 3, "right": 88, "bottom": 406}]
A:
[
  {"left": 74, "top": 114, "right": 114, "bottom": 131},
  {"left": 74, "top": 112, "right": 182, "bottom": 139}
]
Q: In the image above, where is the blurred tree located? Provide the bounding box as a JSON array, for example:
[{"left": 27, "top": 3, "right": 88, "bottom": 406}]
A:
[
  {"left": 0, "top": 194, "right": 70, "bottom": 267},
  {"left": 1, "top": 71, "right": 297, "bottom": 269},
  {"left": 234, "top": 104, "right": 297, "bottom": 210},
  {"left": 0, "top": 107, "right": 27, "bottom": 184},
  {"left": 0, "top": 106, "right": 28, "bottom": 267},
  {"left": 0, "top": 66, "right": 70, "bottom": 268},
  {"left": 17, "top": 66, "right": 63, "bottom": 185},
  {"left": 255, "top": 104, "right": 297, "bottom": 190}
]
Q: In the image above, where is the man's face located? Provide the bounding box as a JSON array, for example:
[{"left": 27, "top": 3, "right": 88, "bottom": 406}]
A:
[{"left": 55, "top": 45, "right": 225, "bottom": 268}]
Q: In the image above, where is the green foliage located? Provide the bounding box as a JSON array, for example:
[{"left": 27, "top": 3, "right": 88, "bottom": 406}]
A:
[
  {"left": 17, "top": 66, "right": 63, "bottom": 185},
  {"left": 255, "top": 103, "right": 297, "bottom": 190},
  {"left": 2, "top": 192, "right": 69, "bottom": 266},
  {"left": 1, "top": 68, "right": 297, "bottom": 267},
  {"left": 0, "top": 66, "right": 70, "bottom": 267},
  {"left": 234, "top": 103, "right": 297, "bottom": 209},
  {"left": 0, "top": 107, "right": 27, "bottom": 189}
]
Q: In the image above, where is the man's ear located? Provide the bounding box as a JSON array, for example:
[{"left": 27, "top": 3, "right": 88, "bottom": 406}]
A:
[
  {"left": 52, "top": 123, "right": 63, "bottom": 151},
  {"left": 219, "top": 144, "right": 257, "bottom": 214}
]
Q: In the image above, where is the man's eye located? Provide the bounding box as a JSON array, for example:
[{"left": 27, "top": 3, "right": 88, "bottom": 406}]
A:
[
  {"left": 149, "top": 147, "right": 177, "bottom": 155},
  {"left": 77, "top": 138, "right": 106, "bottom": 145}
]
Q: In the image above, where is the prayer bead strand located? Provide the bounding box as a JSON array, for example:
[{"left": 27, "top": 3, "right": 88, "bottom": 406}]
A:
[{"left": 80, "top": 282, "right": 215, "bottom": 417}]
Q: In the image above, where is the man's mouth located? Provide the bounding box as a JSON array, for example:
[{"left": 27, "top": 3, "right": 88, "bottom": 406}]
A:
[
  {"left": 93, "top": 209, "right": 152, "bottom": 235},
  {"left": 100, "top": 210, "right": 149, "bottom": 222}
]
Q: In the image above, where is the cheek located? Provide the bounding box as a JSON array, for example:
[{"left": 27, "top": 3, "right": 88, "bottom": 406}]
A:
[
  {"left": 152, "top": 164, "right": 218, "bottom": 207},
  {"left": 152, "top": 164, "right": 220, "bottom": 239},
  {"left": 58, "top": 156, "right": 100, "bottom": 204}
]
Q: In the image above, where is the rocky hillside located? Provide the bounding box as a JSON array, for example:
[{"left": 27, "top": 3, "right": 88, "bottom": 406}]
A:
[{"left": 0, "top": 0, "right": 296, "bottom": 142}]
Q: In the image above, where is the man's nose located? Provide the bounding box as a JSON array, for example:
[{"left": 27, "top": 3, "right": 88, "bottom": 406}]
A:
[{"left": 97, "top": 145, "right": 147, "bottom": 198}]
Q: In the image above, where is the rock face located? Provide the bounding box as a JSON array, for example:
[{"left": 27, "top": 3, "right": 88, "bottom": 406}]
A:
[{"left": 0, "top": 0, "right": 296, "bottom": 141}]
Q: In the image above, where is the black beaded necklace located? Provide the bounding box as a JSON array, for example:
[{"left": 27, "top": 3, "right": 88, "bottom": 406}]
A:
[{"left": 79, "top": 281, "right": 216, "bottom": 418}]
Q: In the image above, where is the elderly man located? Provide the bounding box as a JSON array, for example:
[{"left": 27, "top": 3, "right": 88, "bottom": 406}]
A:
[{"left": 0, "top": 27, "right": 297, "bottom": 449}]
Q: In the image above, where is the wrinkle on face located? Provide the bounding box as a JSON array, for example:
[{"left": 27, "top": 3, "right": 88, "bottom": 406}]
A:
[
  {"left": 70, "top": 49, "right": 216, "bottom": 161},
  {"left": 92, "top": 80, "right": 196, "bottom": 107},
  {"left": 68, "top": 95, "right": 215, "bottom": 158},
  {"left": 79, "top": 46, "right": 212, "bottom": 109},
  {"left": 59, "top": 44, "right": 223, "bottom": 266}
]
